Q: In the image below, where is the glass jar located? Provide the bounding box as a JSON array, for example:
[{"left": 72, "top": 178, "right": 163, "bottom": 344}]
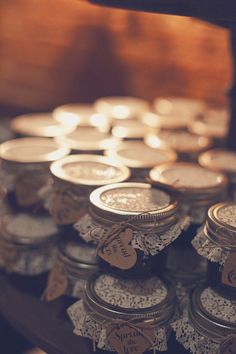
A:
[
  {"left": 199, "top": 149, "right": 236, "bottom": 201},
  {"left": 0, "top": 212, "right": 59, "bottom": 294},
  {"left": 172, "top": 284, "right": 236, "bottom": 354},
  {"left": 43, "top": 237, "right": 98, "bottom": 302},
  {"left": 106, "top": 141, "right": 177, "bottom": 181},
  {"left": 145, "top": 130, "right": 212, "bottom": 162},
  {"left": 53, "top": 103, "right": 111, "bottom": 132},
  {"left": 68, "top": 272, "right": 177, "bottom": 354},
  {"left": 192, "top": 202, "right": 236, "bottom": 297},
  {"left": 10, "top": 112, "right": 74, "bottom": 138},
  {"left": 55, "top": 127, "right": 119, "bottom": 155},
  {"left": 75, "top": 182, "right": 185, "bottom": 279},
  {"left": 111, "top": 119, "right": 151, "bottom": 141},
  {"left": 47, "top": 154, "right": 130, "bottom": 226},
  {"left": 0, "top": 138, "right": 70, "bottom": 210}
]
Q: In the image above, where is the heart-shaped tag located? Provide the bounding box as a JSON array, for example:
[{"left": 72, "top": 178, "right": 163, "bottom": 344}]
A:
[
  {"left": 43, "top": 263, "right": 68, "bottom": 301},
  {"left": 106, "top": 322, "right": 155, "bottom": 354},
  {"left": 221, "top": 251, "right": 236, "bottom": 288},
  {"left": 98, "top": 228, "right": 137, "bottom": 270},
  {"left": 15, "top": 173, "right": 47, "bottom": 207},
  {"left": 220, "top": 336, "right": 236, "bottom": 354}
]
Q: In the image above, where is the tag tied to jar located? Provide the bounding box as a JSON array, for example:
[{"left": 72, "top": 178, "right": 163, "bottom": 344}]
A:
[
  {"left": 105, "top": 320, "right": 156, "bottom": 354},
  {"left": 220, "top": 336, "right": 236, "bottom": 354},
  {"left": 42, "top": 263, "right": 68, "bottom": 301},
  {"left": 222, "top": 250, "right": 236, "bottom": 288}
]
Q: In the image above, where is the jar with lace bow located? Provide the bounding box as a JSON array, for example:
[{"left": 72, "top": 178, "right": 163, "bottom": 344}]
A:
[
  {"left": 149, "top": 162, "right": 227, "bottom": 288},
  {"left": 199, "top": 149, "right": 236, "bottom": 202},
  {"left": 74, "top": 182, "right": 186, "bottom": 278},
  {"left": 192, "top": 202, "right": 236, "bottom": 297},
  {"left": 47, "top": 154, "right": 130, "bottom": 227},
  {"left": 43, "top": 236, "right": 98, "bottom": 304},
  {"left": 68, "top": 272, "right": 178, "bottom": 354},
  {"left": 172, "top": 284, "right": 236, "bottom": 354},
  {"left": 0, "top": 138, "right": 70, "bottom": 210},
  {"left": 0, "top": 212, "right": 59, "bottom": 295},
  {"left": 105, "top": 141, "right": 177, "bottom": 181}
]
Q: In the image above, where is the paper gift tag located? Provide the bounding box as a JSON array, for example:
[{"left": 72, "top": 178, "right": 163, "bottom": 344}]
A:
[
  {"left": 98, "top": 228, "right": 137, "bottom": 270},
  {"left": 221, "top": 251, "right": 236, "bottom": 288},
  {"left": 43, "top": 263, "right": 68, "bottom": 301},
  {"left": 0, "top": 239, "right": 18, "bottom": 272},
  {"left": 220, "top": 336, "right": 236, "bottom": 354},
  {"left": 15, "top": 173, "right": 47, "bottom": 207},
  {"left": 51, "top": 190, "right": 86, "bottom": 225},
  {"left": 106, "top": 322, "right": 155, "bottom": 354}
]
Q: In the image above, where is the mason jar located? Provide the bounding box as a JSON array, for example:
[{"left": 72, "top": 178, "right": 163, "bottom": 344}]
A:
[
  {"left": 68, "top": 272, "right": 178, "bottom": 354},
  {"left": 199, "top": 149, "right": 236, "bottom": 202},
  {"left": 47, "top": 154, "right": 130, "bottom": 226},
  {"left": 145, "top": 130, "right": 212, "bottom": 162},
  {"left": 75, "top": 182, "right": 186, "bottom": 279},
  {"left": 192, "top": 202, "right": 236, "bottom": 297},
  {"left": 0, "top": 212, "right": 59, "bottom": 295},
  {"left": 0, "top": 138, "right": 70, "bottom": 210},
  {"left": 105, "top": 141, "right": 177, "bottom": 181},
  {"left": 172, "top": 284, "right": 236, "bottom": 354},
  {"left": 43, "top": 236, "right": 98, "bottom": 304},
  {"left": 10, "top": 112, "right": 74, "bottom": 138}
]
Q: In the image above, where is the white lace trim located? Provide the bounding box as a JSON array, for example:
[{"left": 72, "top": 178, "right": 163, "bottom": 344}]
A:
[
  {"left": 74, "top": 214, "right": 189, "bottom": 256},
  {"left": 192, "top": 229, "right": 229, "bottom": 266},
  {"left": 68, "top": 300, "right": 170, "bottom": 351}
]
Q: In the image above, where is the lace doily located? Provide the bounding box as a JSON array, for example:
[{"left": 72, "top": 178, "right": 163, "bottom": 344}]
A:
[
  {"left": 192, "top": 229, "right": 229, "bottom": 266},
  {"left": 94, "top": 274, "right": 167, "bottom": 309},
  {"left": 74, "top": 214, "right": 189, "bottom": 256},
  {"left": 68, "top": 301, "right": 170, "bottom": 352}
]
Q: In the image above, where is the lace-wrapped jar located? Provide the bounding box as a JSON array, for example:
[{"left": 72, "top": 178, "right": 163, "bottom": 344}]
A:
[
  {"left": 0, "top": 212, "right": 59, "bottom": 294},
  {"left": 47, "top": 155, "right": 130, "bottom": 226},
  {"left": 0, "top": 138, "right": 70, "bottom": 210},
  {"left": 55, "top": 127, "right": 119, "bottom": 155},
  {"left": 172, "top": 284, "right": 236, "bottom": 354},
  {"left": 192, "top": 202, "right": 236, "bottom": 297},
  {"left": 53, "top": 103, "right": 111, "bottom": 132},
  {"left": 106, "top": 141, "right": 177, "bottom": 181},
  {"left": 68, "top": 272, "right": 178, "bottom": 354},
  {"left": 10, "top": 112, "right": 74, "bottom": 138},
  {"left": 74, "top": 182, "right": 186, "bottom": 279},
  {"left": 145, "top": 131, "right": 212, "bottom": 162},
  {"left": 199, "top": 149, "right": 236, "bottom": 201},
  {"left": 43, "top": 237, "right": 98, "bottom": 302}
]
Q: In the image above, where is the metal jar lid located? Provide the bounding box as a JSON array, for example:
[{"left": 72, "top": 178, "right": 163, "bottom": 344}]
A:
[
  {"left": 10, "top": 113, "right": 74, "bottom": 138},
  {"left": 145, "top": 131, "right": 212, "bottom": 154},
  {"left": 204, "top": 202, "right": 236, "bottom": 250},
  {"left": 149, "top": 162, "right": 227, "bottom": 201},
  {"left": 0, "top": 138, "right": 70, "bottom": 165},
  {"left": 50, "top": 154, "right": 130, "bottom": 187},
  {"left": 53, "top": 103, "right": 111, "bottom": 132},
  {"left": 106, "top": 141, "right": 177, "bottom": 170},
  {"left": 189, "top": 284, "right": 236, "bottom": 343},
  {"left": 140, "top": 111, "right": 190, "bottom": 131},
  {"left": 111, "top": 119, "right": 151, "bottom": 140},
  {"left": 94, "top": 96, "right": 150, "bottom": 120},
  {"left": 55, "top": 127, "right": 119, "bottom": 153},
  {"left": 199, "top": 149, "right": 236, "bottom": 182},
  {"left": 89, "top": 182, "right": 178, "bottom": 228},
  {"left": 84, "top": 272, "right": 176, "bottom": 324}
]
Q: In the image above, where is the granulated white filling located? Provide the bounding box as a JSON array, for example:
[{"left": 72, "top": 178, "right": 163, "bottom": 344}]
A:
[
  {"left": 217, "top": 204, "right": 236, "bottom": 228},
  {"left": 64, "top": 242, "right": 97, "bottom": 264}
]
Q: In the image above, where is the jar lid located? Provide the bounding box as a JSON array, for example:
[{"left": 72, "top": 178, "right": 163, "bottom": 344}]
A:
[
  {"left": 94, "top": 96, "right": 150, "bottom": 120},
  {"left": 153, "top": 97, "right": 206, "bottom": 118},
  {"left": 199, "top": 149, "right": 236, "bottom": 178},
  {"left": 53, "top": 103, "right": 110, "bottom": 131},
  {"left": 10, "top": 113, "right": 74, "bottom": 138},
  {"left": 84, "top": 272, "right": 176, "bottom": 323},
  {"left": 111, "top": 119, "right": 150, "bottom": 139},
  {"left": 106, "top": 142, "right": 177, "bottom": 169},
  {"left": 89, "top": 182, "right": 178, "bottom": 225},
  {"left": 55, "top": 127, "right": 119, "bottom": 152},
  {"left": 0, "top": 138, "right": 70, "bottom": 164},
  {"left": 189, "top": 285, "right": 236, "bottom": 342},
  {"left": 50, "top": 155, "right": 130, "bottom": 186},
  {"left": 204, "top": 203, "right": 236, "bottom": 249},
  {"left": 146, "top": 131, "right": 212, "bottom": 154},
  {"left": 141, "top": 112, "right": 190, "bottom": 130},
  {"left": 1, "top": 212, "right": 59, "bottom": 245},
  {"left": 149, "top": 162, "right": 227, "bottom": 198}
]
